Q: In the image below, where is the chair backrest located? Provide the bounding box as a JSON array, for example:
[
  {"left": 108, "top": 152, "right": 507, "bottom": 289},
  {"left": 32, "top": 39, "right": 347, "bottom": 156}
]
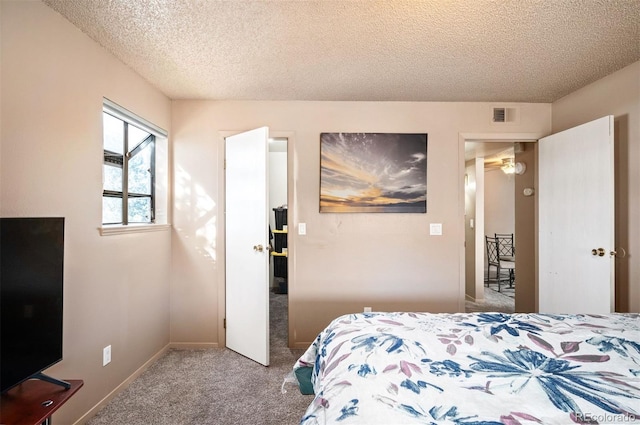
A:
[
  {"left": 485, "top": 236, "right": 499, "bottom": 265},
  {"left": 495, "top": 233, "right": 514, "bottom": 257}
]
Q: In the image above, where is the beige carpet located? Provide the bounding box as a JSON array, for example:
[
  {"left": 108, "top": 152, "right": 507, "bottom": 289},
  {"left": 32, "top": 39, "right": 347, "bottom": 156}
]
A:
[
  {"left": 87, "top": 293, "right": 312, "bottom": 425},
  {"left": 87, "top": 290, "right": 515, "bottom": 424}
]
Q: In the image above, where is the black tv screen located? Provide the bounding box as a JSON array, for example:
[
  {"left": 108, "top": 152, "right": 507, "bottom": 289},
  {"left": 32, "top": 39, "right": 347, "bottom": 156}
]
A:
[{"left": 1, "top": 217, "right": 65, "bottom": 393}]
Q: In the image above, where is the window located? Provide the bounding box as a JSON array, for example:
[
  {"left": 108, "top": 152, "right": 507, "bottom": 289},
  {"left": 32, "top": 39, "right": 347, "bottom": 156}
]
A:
[{"left": 102, "top": 100, "right": 167, "bottom": 227}]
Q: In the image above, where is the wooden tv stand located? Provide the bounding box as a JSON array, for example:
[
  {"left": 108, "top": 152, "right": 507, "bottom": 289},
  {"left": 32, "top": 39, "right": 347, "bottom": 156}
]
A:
[{"left": 1, "top": 379, "right": 83, "bottom": 425}]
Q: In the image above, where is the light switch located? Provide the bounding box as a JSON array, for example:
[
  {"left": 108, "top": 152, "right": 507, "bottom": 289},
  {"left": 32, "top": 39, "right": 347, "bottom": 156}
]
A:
[
  {"left": 298, "top": 223, "right": 306, "bottom": 235},
  {"left": 430, "top": 223, "right": 443, "bottom": 236}
]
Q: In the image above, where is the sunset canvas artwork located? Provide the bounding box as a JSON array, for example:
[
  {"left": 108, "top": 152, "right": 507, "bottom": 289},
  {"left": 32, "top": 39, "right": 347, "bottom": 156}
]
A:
[{"left": 320, "top": 133, "right": 427, "bottom": 213}]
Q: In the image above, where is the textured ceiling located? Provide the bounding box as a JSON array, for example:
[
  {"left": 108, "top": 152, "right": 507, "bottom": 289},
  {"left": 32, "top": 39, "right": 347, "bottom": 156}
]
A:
[{"left": 42, "top": 0, "right": 639, "bottom": 102}]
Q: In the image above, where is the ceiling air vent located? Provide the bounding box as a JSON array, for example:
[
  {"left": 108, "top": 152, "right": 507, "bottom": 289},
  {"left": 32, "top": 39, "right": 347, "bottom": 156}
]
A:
[{"left": 493, "top": 107, "right": 506, "bottom": 123}]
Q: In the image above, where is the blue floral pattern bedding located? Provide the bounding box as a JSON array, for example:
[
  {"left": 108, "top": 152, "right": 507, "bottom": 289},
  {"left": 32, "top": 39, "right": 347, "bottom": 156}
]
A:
[{"left": 294, "top": 312, "right": 640, "bottom": 424}]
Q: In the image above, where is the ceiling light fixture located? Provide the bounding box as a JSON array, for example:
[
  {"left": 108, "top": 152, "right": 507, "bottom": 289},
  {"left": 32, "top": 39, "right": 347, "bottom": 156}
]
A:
[{"left": 501, "top": 158, "right": 515, "bottom": 174}]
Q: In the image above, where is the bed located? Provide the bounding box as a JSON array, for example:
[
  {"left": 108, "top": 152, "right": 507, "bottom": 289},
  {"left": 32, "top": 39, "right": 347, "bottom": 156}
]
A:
[{"left": 293, "top": 312, "right": 640, "bottom": 424}]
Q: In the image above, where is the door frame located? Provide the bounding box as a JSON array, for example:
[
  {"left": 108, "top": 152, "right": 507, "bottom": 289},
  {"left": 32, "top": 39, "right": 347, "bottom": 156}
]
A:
[
  {"left": 217, "top": 130, "right": 295, "bottom": 349},
  {"left": 458, "top": 132, "right": 543, "bottom": 312}
]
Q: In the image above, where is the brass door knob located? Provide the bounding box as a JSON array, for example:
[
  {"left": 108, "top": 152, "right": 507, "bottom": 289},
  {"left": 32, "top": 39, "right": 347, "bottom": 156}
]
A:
[
  {"left": 253, "top": 244, "right": 264, "bottom": 252},
  {"left": 591, "top": 248, "right": 605, "bottom": 257}
]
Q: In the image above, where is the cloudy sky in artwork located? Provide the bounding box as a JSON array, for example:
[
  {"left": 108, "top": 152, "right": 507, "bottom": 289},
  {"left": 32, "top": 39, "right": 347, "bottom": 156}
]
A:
[{"left": 320, "top": 133, "right": 427, "bottom": 209}]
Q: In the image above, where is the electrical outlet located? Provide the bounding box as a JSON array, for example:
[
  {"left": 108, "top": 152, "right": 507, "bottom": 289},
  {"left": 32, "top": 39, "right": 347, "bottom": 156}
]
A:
[
  {"left": 103, "top": 345, "right": 111, "bottom": 366},
  {"left": 364, "top": 307, "right": 372, "bottom": 313}
]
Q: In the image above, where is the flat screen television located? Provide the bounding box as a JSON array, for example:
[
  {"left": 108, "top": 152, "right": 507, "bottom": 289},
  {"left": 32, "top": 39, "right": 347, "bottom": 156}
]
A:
[{"left": 1, "top": 217, "right": 68, "bottom": 393}]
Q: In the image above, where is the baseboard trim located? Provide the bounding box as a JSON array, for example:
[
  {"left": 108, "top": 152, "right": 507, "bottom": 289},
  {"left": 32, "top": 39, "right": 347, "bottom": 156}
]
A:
[
  {"left": 169, "top": 342, "right": 219, "bottom": 349},
  {"left": 73, "top": 344, "right": 170, "bottom": 425}
]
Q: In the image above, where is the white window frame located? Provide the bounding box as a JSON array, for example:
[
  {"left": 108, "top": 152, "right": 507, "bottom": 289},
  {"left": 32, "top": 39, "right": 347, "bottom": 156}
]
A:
[{"left": 100, "top": 98, "right": 170, "bottom": 236}]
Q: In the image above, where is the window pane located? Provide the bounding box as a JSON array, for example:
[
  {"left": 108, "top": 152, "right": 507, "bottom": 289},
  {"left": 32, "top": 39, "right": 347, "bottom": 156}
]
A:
[
  {"left": 128, "top": 142, "right": 152, "bottom": 195},
  {"left": 129, "top": 125, "right": 151, "bottom": 150},
  {"left": 128, "top": 197, "right": 151, "bottom": 223},
  {"left": 103, "top": 113, "right": 124, "bottom": 154},
  {"left": 103, "top": 196, "right": 122, "bottom": 224},
  {"left": 103, "top": 164, "right": 122, "bottom": 192}
]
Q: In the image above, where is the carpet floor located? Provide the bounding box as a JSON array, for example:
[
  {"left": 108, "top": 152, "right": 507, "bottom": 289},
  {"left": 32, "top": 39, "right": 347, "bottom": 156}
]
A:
[
  {"left": 87, "top": 293, "right": 312, "bottom": 425},
  {"left": 465, "top": 284, "right": 515, "bottom": 313},
  {"left": 88, "top": 288, "right": 515, "bottom": 424}
]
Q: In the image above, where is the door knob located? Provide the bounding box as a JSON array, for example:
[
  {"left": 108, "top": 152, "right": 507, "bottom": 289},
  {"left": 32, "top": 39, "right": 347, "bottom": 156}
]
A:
[
  {"left": 591, "top": 248, "right": 605, "bottom": 257},
  {"left": 253, "top": 244, "right": 264, "bottom": 252}
]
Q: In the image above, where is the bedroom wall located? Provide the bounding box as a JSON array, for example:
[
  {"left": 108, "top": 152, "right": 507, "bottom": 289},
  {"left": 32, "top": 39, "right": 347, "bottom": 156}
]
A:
[
  {"left": 552, "top": 61, "right": 640, "bottom": 313},
  {"left": 1, "top": 2, "right": 172, "bottom": 423},
  {"left": 170, "top": 101, "right": 551, "bottom": 348}
]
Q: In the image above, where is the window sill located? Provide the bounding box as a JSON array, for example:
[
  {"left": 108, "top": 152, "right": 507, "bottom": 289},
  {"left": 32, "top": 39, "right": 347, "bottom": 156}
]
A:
[{"left": 99, "top": 223, "right": 171, "bottom": 236}]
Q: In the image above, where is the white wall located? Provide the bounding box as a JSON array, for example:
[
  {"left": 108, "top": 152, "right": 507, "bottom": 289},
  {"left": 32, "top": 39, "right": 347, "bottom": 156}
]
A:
[{"left": 1, "top": 2, "right": 172, "bottom": 423}]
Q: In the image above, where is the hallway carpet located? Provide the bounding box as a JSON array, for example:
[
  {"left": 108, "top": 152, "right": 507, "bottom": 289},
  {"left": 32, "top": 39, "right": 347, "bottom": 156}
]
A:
[{"left": 465, "top": 286, "right": 515, "bottom": 313}]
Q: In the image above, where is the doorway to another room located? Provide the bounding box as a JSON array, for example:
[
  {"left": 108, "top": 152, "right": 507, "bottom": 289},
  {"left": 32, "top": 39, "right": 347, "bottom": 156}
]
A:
[
  {"left": 465, "top": 142, "right": 516, "bottom": 313},
  {"left": 482, "top": 146, "right": 516, "bottom": 303},
  {"left": 462, "top": 117, "right": 615, "bottom": 315},
  {"left": 269, "top": 138, "right": 288, "bottom": 296},
  {"left": 268, "top": 137, "right": 290, "bottom": 357},
  {"left": 462, "top": 135, "right": 537, "bottom": 314}
]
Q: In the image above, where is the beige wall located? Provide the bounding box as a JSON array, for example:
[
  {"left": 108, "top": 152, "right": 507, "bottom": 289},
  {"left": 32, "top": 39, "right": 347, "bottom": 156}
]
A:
[
  {"left": 171, "top": 101, "right": 551, "bottom": 348},
  {"left": 484, "top": 169, "right": 515, "bottom": 238},
  {"left": 552, "top": 61, "right": 640, "bottom": 313},
  {"left": 5, "top": 2, "right": 636, "bottom": 423},
  {"left": 1, "top": 2, "right": 172, "bottom": 423}
]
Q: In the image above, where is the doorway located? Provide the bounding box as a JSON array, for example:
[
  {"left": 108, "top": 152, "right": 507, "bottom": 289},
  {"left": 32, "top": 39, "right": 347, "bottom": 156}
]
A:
[
  {"left": 465, "top": 142, "right": 516, "bottom": 312},
  {"left": 460, "top": 133, "right": 541, "bottom": 314},
  {"left": 268, "top": 137, "right": 289, "bottom": 354},
  {"left": 269, "top": 138, "right": 288, "bottom": 294}
]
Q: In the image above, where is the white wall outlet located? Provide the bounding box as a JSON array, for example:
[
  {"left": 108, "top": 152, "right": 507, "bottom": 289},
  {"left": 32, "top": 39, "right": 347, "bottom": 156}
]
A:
[
  {"left": 364, "top": 306, "right": 372, "bottom": 313},
  {"left": 103, "top": 345, "right": 111, "bottom": 366},
  {"left": 298, "top": 223, "right": 306, "bottom": 235},
  {"left": 430, "top": 223, "right": 443, "bottom": 235}
]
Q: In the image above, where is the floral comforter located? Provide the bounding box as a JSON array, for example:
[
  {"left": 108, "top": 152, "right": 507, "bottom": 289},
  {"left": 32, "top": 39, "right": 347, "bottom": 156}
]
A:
[{"left": 293, "top": 312, "right": 640, "bottom": 424}]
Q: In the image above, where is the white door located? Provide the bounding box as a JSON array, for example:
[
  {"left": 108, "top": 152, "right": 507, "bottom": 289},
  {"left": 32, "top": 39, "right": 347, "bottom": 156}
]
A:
[
  {"left": 538, "top": 116, "right": 614, "bottom": 313},
  {"left": 225, "top": 127, "right": 270, "bottom": 366}
]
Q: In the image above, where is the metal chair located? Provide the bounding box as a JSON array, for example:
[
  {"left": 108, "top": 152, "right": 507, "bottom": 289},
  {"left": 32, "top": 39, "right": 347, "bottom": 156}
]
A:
[
  {"left": 485, "top": 235, "right": 515, "bottom": 292},
  {"left": 495, "top": 233, "right": 515, "bottom": 287}
]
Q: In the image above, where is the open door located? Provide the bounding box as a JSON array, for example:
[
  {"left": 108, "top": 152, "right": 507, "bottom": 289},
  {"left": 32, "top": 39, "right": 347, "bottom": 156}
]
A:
[
  {"left": 225, "top": 127, "right": 270, "bottom": 366},
  {"left": 538, "top": 116, "right": 614, "bottom": 313}
]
